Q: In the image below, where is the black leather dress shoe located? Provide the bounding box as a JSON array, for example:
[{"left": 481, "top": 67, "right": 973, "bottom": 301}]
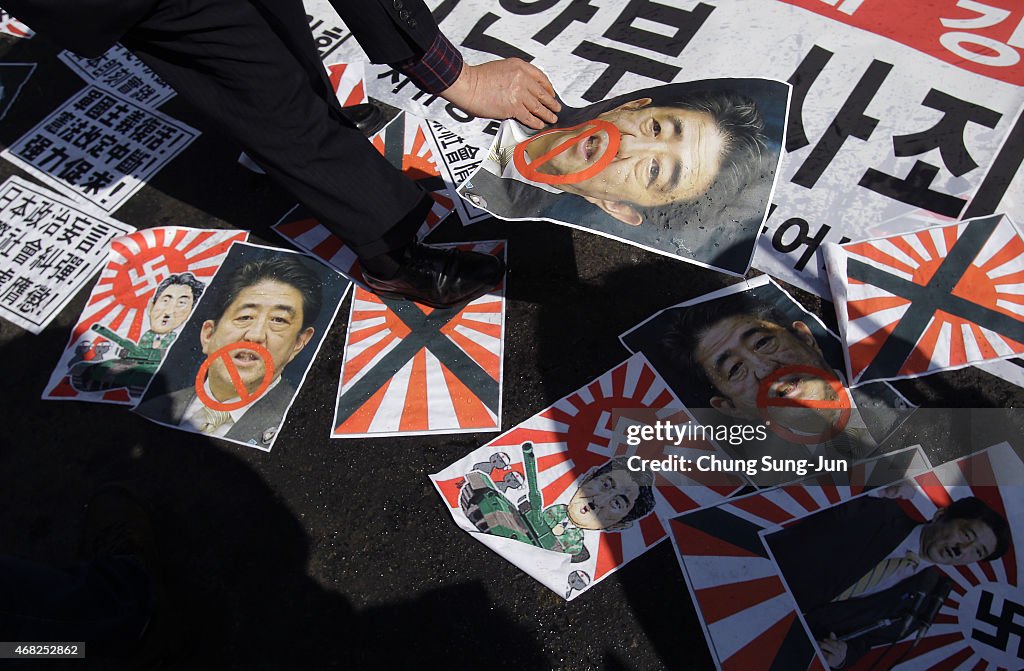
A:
[
  {"left": 341, "top": 102, "right": 388, "bottom": 137},
  {"left": 362, "top": 243, "right": 505, "bottom": 309}
]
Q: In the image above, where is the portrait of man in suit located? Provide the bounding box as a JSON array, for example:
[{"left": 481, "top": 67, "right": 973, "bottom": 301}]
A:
[
  {"left": 765, "top": 489, "right": 1011, "bottom": 668},
  {"left": 135, "top": 246, "right": 337, "bottom": 448},
  {"left": 459, "top": 78, "right": 789, "bottom": 275},
  {"left": 621, "top": 279, "right": 913, "bottom": 467}
]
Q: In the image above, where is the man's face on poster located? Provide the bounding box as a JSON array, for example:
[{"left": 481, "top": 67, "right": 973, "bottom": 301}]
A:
[
  {"left": 920, "top": 513, "right": 997, "bottom": 566},
  {"left": 199, "top": 279, "right": 314, "bottom": 401},
  {"left": 524, "top": 98, "right": 727, "bottom": 226},
  {"left": 147, "top": 284, "right": 194, "bottom": 334},
  {"left": 694, "top": 314, "right": 840, "bottom": 433},
  {"left": 566, "top": 467, "right": 641, "bottom": 530}
]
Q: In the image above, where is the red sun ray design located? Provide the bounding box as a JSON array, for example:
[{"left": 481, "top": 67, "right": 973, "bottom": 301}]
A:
[
  {"left": 438, "top": 361, "right": 495, "bottom": 429},
  {"left": 696, "top": 575, "right": 788, "bottom": 625},
  {"left": 639, "top": 514, "right": 665, "bottom": 546},
  {"left": 312, "top": 234, "right": 343, "bottom": 261},
  {"left": 898, "top": 314, "right": 945, "bottom": 376},
  {"left": 722, "top": 611, "right": 799, "bottom": 671},
  {"left": 914, "top": 471, "right": 954, "bottom": 509},
  {"left": 180, "top": 230, "right": 247, "bottom": 265},
  {"left": 858, "top": 241, "right": 919, "bottom": 277},
  {"left": 335, "top": 248, "right": 503, "bottom": 435},
  {"left": 847, "top": 294, "right": 911, "bottom": 319},
  {"left": 848, "top": 319, "right": 901, "bottom": 378},
  {"left": 402, "top": 126, "right": 441, "bottom": 181},
  {"left": 888, "top": 233, "right": 929, "bottom": 267},
  {"left": 399, "top": 349, "right": 428, "bottom": 432},
  {"left": 979, "top": 234, "right": 1024, "bottom": 276},
  {"left": 593, "top": 531, "right": 623, "bottom": 581},
  {"left": 782, "top": 484, "right": 823, "bottom": 515},
  {"left": 49, "top": 227, "right": 248, "bottom": 400},
  {"left": 842, "top": 217, "right": 1024, "bottom": 381},
  {"left": 540, "top": 464, "right": 580, "bottom": 505},
  {"left": 992, "top": 268, "right": 1024, "bottom": 286},
  {"left": 730, "top": 496, "right": 794, "bottom": 526},
  {"left": 669, "top": 517, "right": 764, "bottom": 558},
  {"left": 70, "top": 300, "right": 119, "bottom": 343},
  {"left": 275, "top": 216, "right": 320, "bottom": 239}
]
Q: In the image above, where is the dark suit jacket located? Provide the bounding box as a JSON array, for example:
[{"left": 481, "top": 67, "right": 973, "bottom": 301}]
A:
[
  {"left": 804, "top": 570, "right": 948, "bottom": 669},
  {"left": 4, "top": 0, "right": 439, "bottom": 61},
  {"left": 767, "top": 497, "right": 922, "bottom": 610},
  {"left": 135, "top": 379, "right": 295, "bottom": 447}
]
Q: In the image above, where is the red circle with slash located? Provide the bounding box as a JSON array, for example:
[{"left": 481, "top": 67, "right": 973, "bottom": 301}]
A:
[
  {"left": 755, "top": 364, "right": 851, "bottom": 445},
  {"left": 513, "top": 119, "right": 621, "bottom": 185},
  {"left": 195, "top": 342, "right": 275, "bottom": 412}
]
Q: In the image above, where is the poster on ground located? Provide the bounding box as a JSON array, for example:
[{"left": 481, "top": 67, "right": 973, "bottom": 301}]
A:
[
  {"left": 671, "top": 442, "right": 1022, "bottom": 671},
  {"left": 43, "top": 226, "right": 247, "bottom": 404},
  {"left": 459, "top": 77, "right": 789, "bottom": 276},
  {"left": 824, "top": 214, "right": 1024, "bottom": 385},
  {"left": 430, "top": 352, "right": 747, "bottom": 600},
  {"left": 333, "top": 240, "right": 506, "bottom": 437},
  {"left": 133, "top": 242, "right": 350, "bottom": 450},
  {"left": 620, "top": 275, "right": 915, "bottom": 485},
  {"left": 0, "top": 176, "right": 134, "bottom": 334}
]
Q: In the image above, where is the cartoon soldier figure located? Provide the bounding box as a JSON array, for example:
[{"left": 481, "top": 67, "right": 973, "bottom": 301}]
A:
[
  {"left": 135, "top": 272, "right": 205, "bottom": 351},
  {"left": 69, "top": 273, "right": 205, "bottom": 396},
  {"left": 459, "top": 442, "right": 656, "bottom": 563}
]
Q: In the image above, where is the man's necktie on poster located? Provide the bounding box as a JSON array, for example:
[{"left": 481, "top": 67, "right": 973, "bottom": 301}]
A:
[
  {"left": 493, "top": 145, "right": 515, "bottom": 173},
  {"left": 835, "top": 550, "right": 921, "bottom": 601},
  {"left": 197, "top": 405, "right": 232, "bottom": 434}
]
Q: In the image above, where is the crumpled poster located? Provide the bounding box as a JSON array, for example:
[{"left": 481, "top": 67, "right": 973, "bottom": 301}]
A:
[
  {"left": 621, "top": 275, "right": 915, "bottom": 485},
  {"left": 430, "top": 352, "right": 747, "bottom": 600},
  {"left": 458, "top": 78, "right": 789, "bottom": 276}
]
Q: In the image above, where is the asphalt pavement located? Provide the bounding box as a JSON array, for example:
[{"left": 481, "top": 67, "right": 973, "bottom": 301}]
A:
[{"left": 2, "top": 30, "right": 1022, "bottom": 671}]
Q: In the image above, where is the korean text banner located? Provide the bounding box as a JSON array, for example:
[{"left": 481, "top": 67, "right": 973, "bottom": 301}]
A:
[{"left": 304, "top": 0, "right": 1024, "bottom": 297}]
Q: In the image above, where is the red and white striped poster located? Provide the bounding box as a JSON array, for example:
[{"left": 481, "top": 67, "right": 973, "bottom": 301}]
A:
[
  {"left": 670, "top": 442, "right": 1024, "bottom": 671},
  {"left": 332, "top": 240, "right": 505, "bottom": 437},
  {"left": 825, "top": 214, "right": 1024, "bottom": 384},
  {"left": 43, "top": 227, "right": 248, "bottom": 405},
  {"left": 430, "top": 352, "right": 746, "bottom": 600}
]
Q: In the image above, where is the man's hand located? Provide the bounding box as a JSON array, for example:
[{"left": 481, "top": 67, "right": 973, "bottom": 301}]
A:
[
  {"left": 819, "top": 634, "right": 848, "bottom": 669},
  {"left": 440, "top": 58, "right": 561, "bottom": 129}
]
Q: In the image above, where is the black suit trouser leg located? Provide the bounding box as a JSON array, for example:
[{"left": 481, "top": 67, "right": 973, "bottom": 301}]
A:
[{"left": 120, "top": 0, "right": 428, "bottom": 257}]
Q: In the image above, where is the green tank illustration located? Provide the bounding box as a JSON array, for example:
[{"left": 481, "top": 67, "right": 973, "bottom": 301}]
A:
[
  {"left": 459, "top": 442, "right": 588, "bottom": 560},
  {"left": 68, "top": 324, "right": 166, "bottom": 397}
]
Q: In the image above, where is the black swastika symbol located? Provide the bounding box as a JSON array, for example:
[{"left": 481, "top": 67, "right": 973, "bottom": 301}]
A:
[{"left": 972, "top": 590, "right": 1024, "bottom": 660}]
